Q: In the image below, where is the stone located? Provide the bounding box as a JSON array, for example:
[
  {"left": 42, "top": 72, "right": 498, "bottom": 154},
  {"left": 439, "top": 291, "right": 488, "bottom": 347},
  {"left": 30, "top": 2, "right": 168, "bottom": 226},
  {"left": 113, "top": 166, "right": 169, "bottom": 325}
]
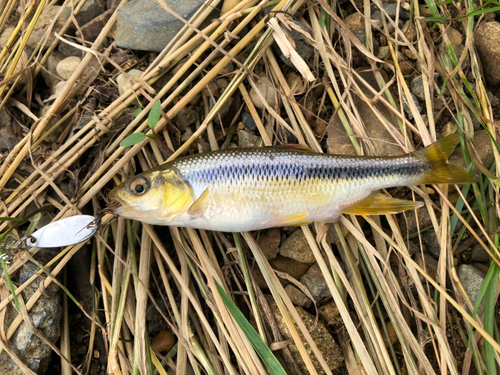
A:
[
  {"left": 79, "top": 8, "right": 114, "bottom": 41},
  {"left": 382, "top": 3, "right": 410, "bottom": 20},
  {"left": 344, "top": 13, "right": 364, "bottom": 33},
  {"left": 221, "top": 0, "right": 239, "bottom": 14},
  {"left": 411, "top": 74, "right": 438, "bottom": 101},
  {"left": 116, "top": 69, "right": 143, "bottom": 95},
  {"left": 414, "top": 253, "right": 438, "bottom": 282},
  {"left": 202, "top": 81, "right": 219, "bottom": 97},
  {"left": 383, "top": 321, "right": 398, "bottom": 347},
  {"left": 27, "top": 6, "right": 72, "bottom": 49},
  {"left": 402, "top": 92, "right": 420, "bottom": 120},
  {"left": 399, "top": 59, "right": 414, "bottom": 75},
  {"left": 151, "top": 330, "right": 176, "bottom": 352},
  {"left": 275, "top": 40, "right": 314, "bottom": 68},
  {"left": 441, "top": 122, "right": 457, "bottom": 137},
  {"left": 327, "top": 114, "right": 358, "bottom": 156},
  {"left": 318, "top": 302, "right": 340, "bottom": 324},
  {"left": 286, "top": 72, "right": 306, "bottom": 95},
  {"left": 285, "top": 284, "right": 311, "bottom": 308},
  {"left": 43, "top": 50, "right": 65, "bottom": 88},
  {"left": 446, "top": 27, "right": 463, "bottom": 46},
  {"left": 0, "top": 26, "right": 15, "bottom": 50},
  {"left": 174, "top": 107, "right": 198, "bottom": 131},
  {"left": 301, "top": 263, "right": 330, "bottom": 301},
  {"left": 377, "top": 45, "right": 390, "bottom": 59},
  {"left": 449, "top": 130, "right": 494, "bottom": 170},
  {"left": 326, "top": 222, "right": 350, "bottom": 245},
  {"left": 280, "top": 229, "right": 315, "bottom": 264},
  {"left": 265, "top": 296, "right": 344, "bottom": 373},
  {"left": 421, "top": 230, "right": 440, "bottom": 257},
  {"left": 249, "top": 79, "right": 277, "bottom": 109},
  {"left": 470, "top": 243, "right": 490, "bottom": 263},
  {"left": 58, "top": 41, "right": 84, "bottom": 57},
  {"left": 75, "top": 0, "right": 106, "bottom": 26},
  {"left": 0, "top": 108, "right": 19, "bottom": 151},
  {"left": 238, "top": 129, "right": 260, "bottom": 148},
  {"left": 0, "top": 249, "right": 62, "bottom": 375},
  {"left": 399, "top": 207, "right": 434, "bottom": 236},
  {"left": 116, "top": 0, "right": 205, "bottom": 52},
  {"left": 458, "top": 264, "right": 486, "bottom": 315},
  {"left": 257, "top": 228, "right": 281, "bottom": 260},
  {"left": 56, "top": 56, "right": 81, "bottom": 80},
  {"left": 475, "top": 21, "right": 500, "bottom": 85},
  {"left": 271, "top": 255, "right": 311, "bottom": 280},
  {"left": 241, "top": 112, "right": 257, "bottom": 131}
]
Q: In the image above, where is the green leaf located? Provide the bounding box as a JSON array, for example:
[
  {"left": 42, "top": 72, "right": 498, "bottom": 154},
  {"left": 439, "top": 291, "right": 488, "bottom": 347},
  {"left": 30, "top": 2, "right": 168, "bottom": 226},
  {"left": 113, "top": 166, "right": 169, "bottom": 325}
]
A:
[
  {"left": 0, "top": 217, "right": 25, "bottom": 222},
  {"left": 148, "top": 100, "right": 162, "bottom": 130},
  {"left": 134, "top": 108, "right": 142, "bottom": 117},
  {"left": 425, "top": 16, "right": 450, "bottom": 22},
  {"left": 120, "top": 133, "right": 148, "bottom": 147},
  {"left": 215, "top": 279, "right": 287, "bottom": 375}
]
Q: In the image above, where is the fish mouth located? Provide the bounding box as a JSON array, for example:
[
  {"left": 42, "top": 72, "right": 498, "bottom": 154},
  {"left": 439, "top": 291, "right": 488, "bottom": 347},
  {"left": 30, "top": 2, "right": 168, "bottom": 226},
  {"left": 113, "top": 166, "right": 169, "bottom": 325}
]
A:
[{"left": 107, "top": 189, "right": 123, "bottom": 213}]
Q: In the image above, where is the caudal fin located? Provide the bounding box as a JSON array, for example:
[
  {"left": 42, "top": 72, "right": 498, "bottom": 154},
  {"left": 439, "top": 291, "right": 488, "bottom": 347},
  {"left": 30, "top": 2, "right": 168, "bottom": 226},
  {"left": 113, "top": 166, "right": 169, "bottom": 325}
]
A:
[{"left": 415, "top": 133, "right": 477, "bottom": 184}]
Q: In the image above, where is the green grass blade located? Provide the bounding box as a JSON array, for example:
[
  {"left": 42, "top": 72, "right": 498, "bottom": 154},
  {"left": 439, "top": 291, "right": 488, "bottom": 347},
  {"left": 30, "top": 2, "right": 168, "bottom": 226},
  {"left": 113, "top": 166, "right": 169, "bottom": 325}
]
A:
[
  {"left": 214, "top": 279, "right": 287, "bottom": 375},
  {"left": 120, "top": 133, "right": 148, "bottom": 147},
  {"left": 148, "top": 100, "right": 161, "bottom": 130}
]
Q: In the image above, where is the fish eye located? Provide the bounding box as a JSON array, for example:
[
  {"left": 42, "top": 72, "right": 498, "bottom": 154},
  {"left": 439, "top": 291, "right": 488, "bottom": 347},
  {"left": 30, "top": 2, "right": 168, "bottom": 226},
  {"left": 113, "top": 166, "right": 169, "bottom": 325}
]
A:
[{"left": 130, "top": 178, "right": 149, "bottom": 196}]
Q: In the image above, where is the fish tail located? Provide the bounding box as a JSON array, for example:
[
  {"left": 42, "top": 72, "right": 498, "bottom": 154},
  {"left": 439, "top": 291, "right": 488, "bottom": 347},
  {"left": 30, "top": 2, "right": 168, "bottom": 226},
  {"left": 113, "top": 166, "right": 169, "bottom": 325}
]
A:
[{"left": 415, "top": 134, "right": 477, "bottom": 184}]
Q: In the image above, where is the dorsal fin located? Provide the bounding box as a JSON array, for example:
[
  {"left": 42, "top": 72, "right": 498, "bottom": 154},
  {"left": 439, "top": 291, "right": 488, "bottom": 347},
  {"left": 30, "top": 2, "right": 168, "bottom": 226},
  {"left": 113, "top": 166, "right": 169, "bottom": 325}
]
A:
[{"left": 280, "top": 144, "right": 315, "bottom": 152}]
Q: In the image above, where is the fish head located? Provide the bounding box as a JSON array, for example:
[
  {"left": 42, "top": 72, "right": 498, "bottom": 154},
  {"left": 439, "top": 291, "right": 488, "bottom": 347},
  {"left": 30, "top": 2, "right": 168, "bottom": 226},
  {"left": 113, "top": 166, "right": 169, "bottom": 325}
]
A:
[{"left": 109, "top": 169, "right": 193, "bottom": 222}]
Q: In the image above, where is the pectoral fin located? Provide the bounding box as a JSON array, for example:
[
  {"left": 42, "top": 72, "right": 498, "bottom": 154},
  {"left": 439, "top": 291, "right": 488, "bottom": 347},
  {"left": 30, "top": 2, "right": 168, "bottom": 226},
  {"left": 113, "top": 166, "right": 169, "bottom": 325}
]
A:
[
  {"left": 188, "top": 189, "right": 210, "bottom": 219},
  {"left": 341, "top": 193, "right": 423, "bottom": 215}
]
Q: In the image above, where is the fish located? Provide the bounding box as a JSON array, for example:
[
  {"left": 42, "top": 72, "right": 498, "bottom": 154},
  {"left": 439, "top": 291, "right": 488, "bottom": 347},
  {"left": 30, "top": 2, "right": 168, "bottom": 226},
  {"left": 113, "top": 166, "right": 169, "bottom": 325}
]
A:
[{"left": 108, "top": 133, "right": 476, "bottom": 232}]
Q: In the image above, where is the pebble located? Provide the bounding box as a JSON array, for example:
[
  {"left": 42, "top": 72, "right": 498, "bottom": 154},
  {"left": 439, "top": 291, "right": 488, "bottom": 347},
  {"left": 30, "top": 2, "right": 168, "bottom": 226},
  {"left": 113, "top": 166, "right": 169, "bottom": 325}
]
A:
[
  {"left": 377, "top": 46, "right": 390, "bottom": 60},
  {"left": 441, "top": 122, "right": 457, "bottom": 137},
  {"left": 151, "top": 330, "right": 176, "bottom": 352},
  {"left": 399, "top": 59, "right": 414, "bottom": 75},
  {"left": 181, "top": 128, "right": 193, "bottom": 142},
  {"left": 270, "top": 255, "right": 311, "bottom": 280},
  {"left": 265, "top": 296, "right": 344, "bottom": 373},
  {"left": 275, "top": 40, "right": 314, "bottom": 68},
  {"left": 344, "top": 13, "right": 364, "bottom": 33},
  {"left": 470, "top": 243, "right": 490, "bottom": 263},
  {"left": 286, "top": 72, "right": 306, "bottom": 95},
  {"left": 475, "top": 22, "right": 500, "bottom": 85},
  {"left": 421, "top": 230, "right": 440, "bottom": 257},
  {"left": 402, "top": 92, "right": 420, "bottom": 120},
  {"left": 249, "top": 79, "right": 277, "bottom": 109},
  {"left": 458, "top": 264, "right": 486, "bottom": 315},
  {"left": 174, "top": 107, "right": 198, "bottom": 131},
  {"left": 27, "top": 6, "right": 72, "bottom": 49},
  {"left": 257, "top": 228, "right": 281, "bottom": 260},
  {"left": 285, "top": 284, "right": 311, "bottom": 308},
  {"left": 318, "top": 302, "right": 340, "bottom": 324},
  {"left": 449, "top": 130, "right": 494, "bottom": 170},
  {"left": 0, "top": 109, "right": 19, "bottom": 151},
  {"left": 399, "top": 207, "right": 434, "bottom": 236},
  {"left": 116, "top": 0, "right": 205, "bottom": 52},
  {"left": 414, "top": 253, "right": 438, "bottom": 282},
  {"left": 215, "top": 78, "right": 229, "bottom": 92},
  {"left": 116, "top": 69, "right": 143, "bottom": 95},
  {"left": 382, "top": 3, "right": 410, "bottom": 20},
  {"left": 56, "top": 56, "right": 81, "bottom": 80},
  {"left": 58, "top": 41, "right": 84, "bottom": 57},
  {"left": 0, "top": 26, "right": 15, "bottom": 50},
  {"left": 238, "top": 129, "right": 260, "bottom": 148},
  {"left": 280, "top": 229, "right": 315, "bottom": 264},
  {"left": 79, "top": 8, "right": 114, "bottom": 42},
  {"left": 411, "top": 74, "right": 438, "bottom": 101},
  {"left": 75, "top": 0, "right": 106, "bottom": 26},
  {"left": 241, "top": 112, "right": 257, "bottom": 131},
  {"left": 383, "top": 321, "right": 398, "bottom": 348},
  {"left": 300, "top": 263, "right": 330, "bottom": 301},
  {"left": 221, "top": 0, "right": 239, "bottom": 14},
  {"left": 446, "top": 27, "right": 463, "bottom": 46},
  {"left": 0, "top": 249, "right": 62, "bottom": 374},
  {"left": 202, "top": 81, "right": 220, "bottom": 97}
]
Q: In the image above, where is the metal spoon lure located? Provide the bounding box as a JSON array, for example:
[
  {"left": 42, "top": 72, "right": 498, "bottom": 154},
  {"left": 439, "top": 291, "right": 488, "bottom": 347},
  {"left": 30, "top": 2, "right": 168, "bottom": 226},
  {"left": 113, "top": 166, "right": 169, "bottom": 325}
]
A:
[{"left": 18, "top": 215, "right": 99, "bottom": 249}]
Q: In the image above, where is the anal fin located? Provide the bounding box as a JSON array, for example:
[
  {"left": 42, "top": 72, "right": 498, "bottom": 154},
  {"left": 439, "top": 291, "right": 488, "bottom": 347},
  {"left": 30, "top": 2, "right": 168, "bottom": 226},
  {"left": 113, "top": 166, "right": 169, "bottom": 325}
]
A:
[
  {"left": 275, "top": 212, "right": 311, "bottom": 226},
  {"left": 342, "top": 193, "right": 423, "bottom": 215},
  {"left": 188, "top": 189, "right": 210, "bottom": 219}
]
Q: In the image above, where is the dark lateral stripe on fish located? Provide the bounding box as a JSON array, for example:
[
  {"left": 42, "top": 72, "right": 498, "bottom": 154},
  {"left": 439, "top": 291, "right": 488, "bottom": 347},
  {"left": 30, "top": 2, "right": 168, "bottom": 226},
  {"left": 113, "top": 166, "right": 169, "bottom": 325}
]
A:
[{"left": 182, "top": 158, "right": 425, "bottom": 183}]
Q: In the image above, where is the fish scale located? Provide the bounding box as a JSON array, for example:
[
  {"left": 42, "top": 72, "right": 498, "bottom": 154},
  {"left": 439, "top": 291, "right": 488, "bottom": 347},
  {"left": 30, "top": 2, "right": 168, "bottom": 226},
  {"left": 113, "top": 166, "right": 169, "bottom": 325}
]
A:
[{"left": 108, "top": 134, "right": 476, "bottom": 232}]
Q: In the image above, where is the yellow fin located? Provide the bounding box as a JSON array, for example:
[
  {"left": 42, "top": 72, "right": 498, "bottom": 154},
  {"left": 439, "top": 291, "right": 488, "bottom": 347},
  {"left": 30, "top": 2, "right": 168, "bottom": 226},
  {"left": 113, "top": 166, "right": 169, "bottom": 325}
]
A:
[
  {"left": 276, "top": 212, "right": 310, "bottom": 226},
  {"left": 342, "top": 193, "right": 423, "bottom": 215},
  {"left": 414, "top": 134, "right": 477, "bottom": 184},
  {"left": 188, "top": 189, "right": 210, "bottom": 219}
]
